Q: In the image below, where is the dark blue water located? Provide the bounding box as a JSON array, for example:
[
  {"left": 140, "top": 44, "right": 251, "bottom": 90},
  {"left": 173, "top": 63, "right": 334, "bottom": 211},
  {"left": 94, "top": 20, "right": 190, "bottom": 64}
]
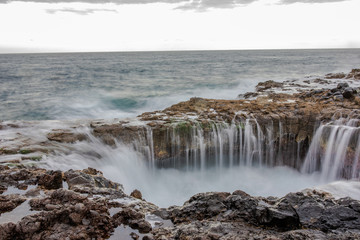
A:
[{"left": 1, "top": 49, "right": 359, "bottom": 120}]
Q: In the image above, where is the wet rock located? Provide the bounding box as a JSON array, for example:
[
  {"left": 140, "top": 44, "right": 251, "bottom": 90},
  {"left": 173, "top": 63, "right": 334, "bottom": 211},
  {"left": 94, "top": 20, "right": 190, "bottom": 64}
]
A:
[
  {"left": 256, "top": 80, "right": 283, "bottom": 92},
  {"left": 346, "top": 68, "right": 360, "bottom": 80},
  {"left": 47, "top": 131, "right": 87, "bottom": 143},
  {"left": 64, "top": 168, "right": 124, "bottom": 197},
  {"left": 38, "top": 170, "right": 63, "bottom": 190},
  {"left": 255, "top": 198, "right": 300, "bottom": 230},
  {"left": 325, "top": 72, "right": 346, "bottom": 79},
  {"left": 130, "top": 189, "right": 143, "bottom": 200},
  {"left": 342, "top": 87, "right": 356, "bottom": 99},
  {"left": 237, "top": 92, "right": 259, "bottom": 99},
  {"left": 337, "top": 82, "right": 349, "bottom": 89},
  {"left": 0, "top": 195, "right": 26, "bottom": 214},
  {"left": 168, "top": 192, "right": 230, "bottom": 223},
  {"left": 334, "top": 95, "right": 344, "bottom": 101}
]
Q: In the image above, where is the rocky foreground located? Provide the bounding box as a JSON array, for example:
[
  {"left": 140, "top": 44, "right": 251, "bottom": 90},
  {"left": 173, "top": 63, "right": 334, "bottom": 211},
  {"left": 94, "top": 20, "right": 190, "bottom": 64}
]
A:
[{"left": 0, "top": 166, "right": 360, "bottom": 240}]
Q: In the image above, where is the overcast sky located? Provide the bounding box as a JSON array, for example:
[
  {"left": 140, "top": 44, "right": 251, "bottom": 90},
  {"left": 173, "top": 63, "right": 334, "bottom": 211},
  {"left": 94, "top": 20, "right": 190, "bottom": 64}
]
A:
[{"left": 0, "top": 0, "right": 359, "bottom": 53}]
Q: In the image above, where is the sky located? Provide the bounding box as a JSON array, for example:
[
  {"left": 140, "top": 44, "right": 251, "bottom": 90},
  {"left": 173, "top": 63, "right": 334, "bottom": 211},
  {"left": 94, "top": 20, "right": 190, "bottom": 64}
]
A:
[{"left": 0, "top": 0, "right": 359, "bottom": 53}]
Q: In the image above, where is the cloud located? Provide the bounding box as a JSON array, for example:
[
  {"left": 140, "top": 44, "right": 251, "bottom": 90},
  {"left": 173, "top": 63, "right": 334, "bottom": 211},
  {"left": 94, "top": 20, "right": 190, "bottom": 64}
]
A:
[
  {"left": 175, "top": 0, "right": 257, "bottom": 10},
  {"left": 46, "top": 8, "right": 117, "bottom": 15},
  {"left": 0, "top": 0, "right": 188, "bottom": 4},
  {"left": 279, "top": 0, "right": 349, "bottom": 4},
  {"left": 0, "top": 0, "right": 352, "bottom": 9}
]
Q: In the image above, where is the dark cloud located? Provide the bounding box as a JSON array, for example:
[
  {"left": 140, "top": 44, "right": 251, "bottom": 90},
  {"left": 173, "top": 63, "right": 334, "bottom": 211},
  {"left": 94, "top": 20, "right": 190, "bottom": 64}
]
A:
[
  {"left": 280, "top": 0, "right": 349, "bottom": 4},
  {"left": 176, "top": 0, "right": 257, "bottom": 10},
  {"left": 46, "top": 8, "right": 117, "bottom": 15}
]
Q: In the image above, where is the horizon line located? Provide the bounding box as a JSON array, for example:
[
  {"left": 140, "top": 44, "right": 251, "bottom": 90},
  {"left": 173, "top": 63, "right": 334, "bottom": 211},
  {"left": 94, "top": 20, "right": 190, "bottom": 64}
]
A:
[{"left": 1, "top": 47, "right": 359, "bottom": 55}]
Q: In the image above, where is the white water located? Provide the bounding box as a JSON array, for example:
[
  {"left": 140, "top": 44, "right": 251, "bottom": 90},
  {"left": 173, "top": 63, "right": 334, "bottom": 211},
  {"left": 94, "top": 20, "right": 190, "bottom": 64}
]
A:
[
  {"left": 302, "top": 118, "right": 360, "bottom": 181},
  {"left": 41, "top": 135, "right": 326, "bottom": 207},
  {"left": 1, "top": 115, "right": 360, "bottom": 208},
  {"left": 25, "top": 118, "right": 355, "bottom": 207}
]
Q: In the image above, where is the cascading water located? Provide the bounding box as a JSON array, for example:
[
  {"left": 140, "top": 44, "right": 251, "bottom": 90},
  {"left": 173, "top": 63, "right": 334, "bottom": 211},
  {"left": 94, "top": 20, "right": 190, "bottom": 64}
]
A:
[
  {"left": 139, "top": 119, "right": 304, "bottom": 171},
  {"left": 35, "top": 116, "right": 360, "bottom": 207},
  {"left": 301, "top": 118, "right": 360, "bottom": 180}
]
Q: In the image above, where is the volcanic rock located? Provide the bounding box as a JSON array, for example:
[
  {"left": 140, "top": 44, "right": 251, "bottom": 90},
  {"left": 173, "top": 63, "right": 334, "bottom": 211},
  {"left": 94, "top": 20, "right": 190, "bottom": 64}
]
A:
[
  {"left": 38, "top": 170, "right": 63, "bottom": 190},
  {"left": 130, "top": 189, "right": 143, "bottom": 200}
]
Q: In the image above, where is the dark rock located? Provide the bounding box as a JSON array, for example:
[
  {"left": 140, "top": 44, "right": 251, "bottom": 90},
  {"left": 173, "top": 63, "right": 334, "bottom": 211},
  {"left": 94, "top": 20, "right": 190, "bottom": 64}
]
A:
[
  {"left": 69, "top": 212, "right": 83, "bottom": 224},
  {"left": 129, "top": 219, "right": 152, "bottom": 233},
  {"left": 0, "top": 195, "right": 26, "bottom": 214},
  {"left": 256, "top": 80, "right": 283, "bottom": 92},
  {"left": 169, "top": 192, "right": 230, "bottom": 223},
  {"left": 325, "top": 73, "right": 346, "bottom": 79},
  {"left": 334, "top": 95, "right": 344, "bottom": 101},
  {"left": 238, "top": 92, "right": 259, "bottom": 99},
  {"left": 342, "top": 87, "right": 356, "bottom": 99},
  {"left": 131, "top": 189, "right": 143, "bottom": 200},
  {"left": 346, "top": 68, "right": 360, "bottom": 79},
  {"left": 337, "top": 82, "right": 349, "bottom": 89},
  {"left": 38, "top": 170, "right": 63, "bottom": 190},
  {"left": 255, "top": 198, "right": 300, "bottom": 230}
]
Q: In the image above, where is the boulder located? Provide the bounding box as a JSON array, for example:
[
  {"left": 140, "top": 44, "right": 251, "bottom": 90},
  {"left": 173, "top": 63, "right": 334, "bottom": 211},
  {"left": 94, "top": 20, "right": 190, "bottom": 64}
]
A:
[
  {"left": 130, "top": 189, "right": 143, "bottom": 200},
  {"left": 38, "top": 170, "right": 63, "bottom": 190}
]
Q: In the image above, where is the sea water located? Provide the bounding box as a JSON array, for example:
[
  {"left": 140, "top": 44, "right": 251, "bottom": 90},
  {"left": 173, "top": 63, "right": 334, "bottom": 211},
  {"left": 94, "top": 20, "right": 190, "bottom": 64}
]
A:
[{"left": 1, "top": 49, "right": 360, "bottom": 121}]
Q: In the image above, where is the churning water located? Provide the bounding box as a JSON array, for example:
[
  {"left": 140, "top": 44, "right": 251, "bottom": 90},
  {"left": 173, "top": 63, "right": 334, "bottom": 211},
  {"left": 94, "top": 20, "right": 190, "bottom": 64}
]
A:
[
  {"left": 1, "top": 49, "right": 360, "bottom": 207},
  {"left": 1, "top": 49, "right": 360, "bottom": 120}
]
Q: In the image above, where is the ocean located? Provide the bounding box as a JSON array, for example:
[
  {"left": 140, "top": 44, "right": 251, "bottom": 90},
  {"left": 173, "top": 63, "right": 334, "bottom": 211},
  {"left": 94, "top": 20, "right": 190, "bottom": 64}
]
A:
[{"left": 1, "top": 49, "right": 360, "bottom": 121}]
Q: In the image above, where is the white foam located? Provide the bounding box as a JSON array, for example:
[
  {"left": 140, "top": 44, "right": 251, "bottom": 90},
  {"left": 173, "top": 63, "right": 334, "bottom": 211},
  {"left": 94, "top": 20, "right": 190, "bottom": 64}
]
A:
[{"left": 315, "top": 181, "right": 360, "bottom": 200}]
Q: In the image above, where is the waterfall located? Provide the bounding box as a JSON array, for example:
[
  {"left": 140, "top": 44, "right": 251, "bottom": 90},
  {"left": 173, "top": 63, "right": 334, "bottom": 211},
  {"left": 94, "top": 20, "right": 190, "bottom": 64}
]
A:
[
  {"left": 33, "top": 117, "right": 360, "bottom": 207},
  {"left": 301, "top": 119, "right": 360, "bottom": 180},
  {"left": 127, "top": 117, "right": 360, "bottom": 181},
  {"left": 132, "top": 119, "right": 305, "bottom": 172}
]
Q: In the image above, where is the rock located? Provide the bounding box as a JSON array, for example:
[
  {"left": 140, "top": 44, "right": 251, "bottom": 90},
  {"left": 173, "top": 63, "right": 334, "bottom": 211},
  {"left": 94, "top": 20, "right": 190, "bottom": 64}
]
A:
[
  {"left": 346, "top": 68, "right": 360, "bottom": 79},
  {"left": 337, "top": 82, "right": 349, "bottom": 89},
  {"left": 342, "top": 87, "right": 356, "bottom": 99},
  {"left": 130, "top": 189, "right": 143, "bottom": 200},
  {"left": 238, "top": 92, "right": 259, "bottom": 99},
  {"left": 69, "top": 212, "right": 83, "bottom": 224},
  {"left": 47, "top": 131, "right": 86, "bottom": 143},
  {"left": 255, "top": 198, "right": 300, "bottom": 230},
  {"left": 325, "top": 72, "right": 346, "bottom": 79},
  {"left": 64, "top": 169, "right": 124, "bottom": 197},
  {"left": 38, "top": 170, "right": 63, "bottom": 190},
  {"left": 129, "top": 219, "right": 152, "bottom": 233},
  {"left": 256, "top": 80, "right": 283, "bottom": 92},
  {"left": 334, "top": 95, "right": 344, "bottom": 101},
  {"left": 0, "top": 195, "right": 26, "bottom": 214}
]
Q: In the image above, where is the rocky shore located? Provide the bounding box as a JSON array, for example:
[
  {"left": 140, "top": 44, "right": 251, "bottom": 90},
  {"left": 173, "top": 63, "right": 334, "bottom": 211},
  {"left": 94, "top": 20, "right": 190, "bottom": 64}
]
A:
[
  {"left": 1, "top": 69, "right": 360, "bottom": 239},
  {"left": 0, "top": 166, "right": 360, "bottom": 239}
]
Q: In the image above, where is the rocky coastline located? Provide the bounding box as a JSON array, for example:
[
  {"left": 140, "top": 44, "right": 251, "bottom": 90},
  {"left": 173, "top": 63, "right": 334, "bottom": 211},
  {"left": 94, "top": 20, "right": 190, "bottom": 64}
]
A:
[
  {"left": 1, "top": 69, "right": 360, "bottom": 239},
  {"left": 1, "top": 166, "right": 360, "bottom": 239}
]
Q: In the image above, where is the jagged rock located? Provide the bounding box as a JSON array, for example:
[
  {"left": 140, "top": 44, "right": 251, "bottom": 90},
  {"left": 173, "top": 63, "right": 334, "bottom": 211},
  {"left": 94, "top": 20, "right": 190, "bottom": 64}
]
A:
[
  {"left": 325, "top": 72, "right": 346, "bottom": 79},
  {"left": 0, "top": 195, "right": 26, "bottom": 214},
  {"left": 256, "top": 80, "right": 283, "bottom": 92},
  {"left": 64, "top": 168, "right": 124, "bottom": 197},
  {"left": 1, "top": 166, "right": 360, "bottom": 239},
  {"left": 38, "top": 170, "right": 63, "bottom": 190},
  {"left": 346, "top": 68, "right": 360, "bottom": 79},
  {"left": 47, "top": 131, "right": 86, "bottom": 143}
]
